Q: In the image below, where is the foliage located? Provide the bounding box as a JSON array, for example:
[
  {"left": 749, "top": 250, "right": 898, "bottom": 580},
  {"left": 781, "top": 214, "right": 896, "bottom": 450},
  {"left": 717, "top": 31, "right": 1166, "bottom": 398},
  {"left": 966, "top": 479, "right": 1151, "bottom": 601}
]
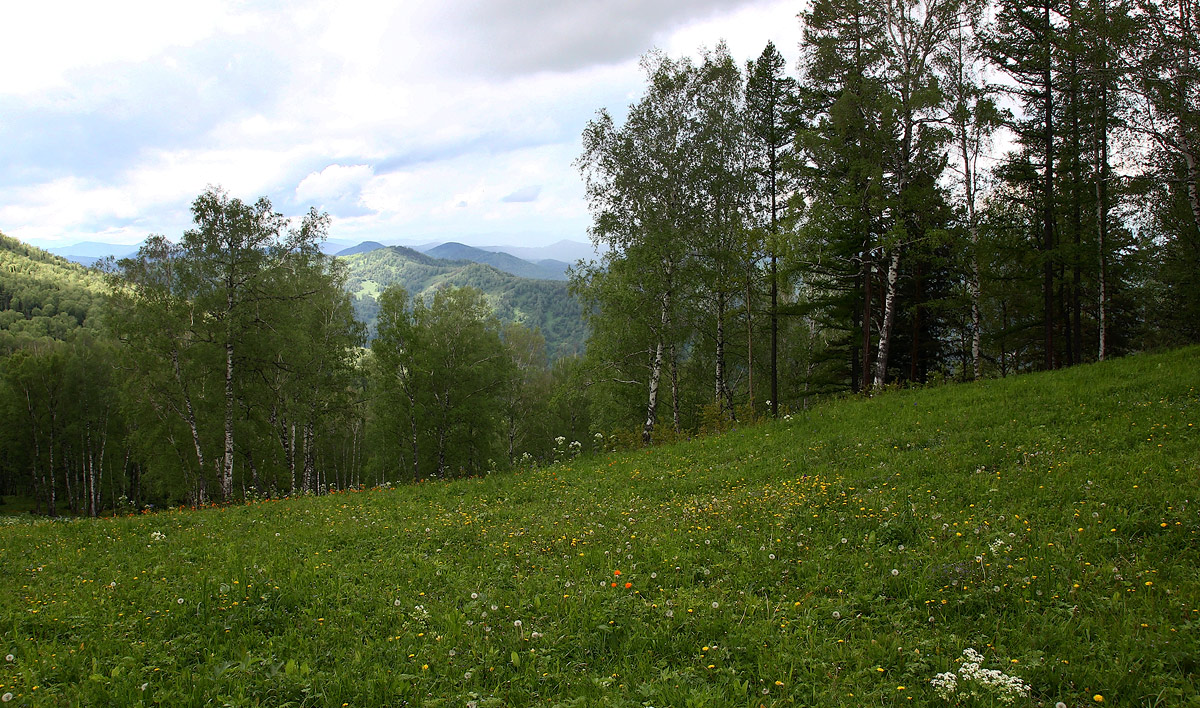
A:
[{"left": 340, "top": 246, "right": 586, "bottom": 359}]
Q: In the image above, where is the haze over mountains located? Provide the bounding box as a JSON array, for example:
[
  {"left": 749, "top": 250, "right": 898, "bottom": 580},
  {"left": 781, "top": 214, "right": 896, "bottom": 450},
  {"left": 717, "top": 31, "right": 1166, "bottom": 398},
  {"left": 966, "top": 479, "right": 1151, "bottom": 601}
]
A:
[{"left": 48, "top": 238, "right": 598, "bottom": 277}]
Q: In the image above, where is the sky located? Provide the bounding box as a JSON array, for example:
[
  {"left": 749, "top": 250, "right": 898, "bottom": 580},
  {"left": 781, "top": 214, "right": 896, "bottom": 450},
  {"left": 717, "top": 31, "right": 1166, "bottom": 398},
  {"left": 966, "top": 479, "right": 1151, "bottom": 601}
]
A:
[{"left": 1, "top": 0, "right": 804, "bottom": 251}]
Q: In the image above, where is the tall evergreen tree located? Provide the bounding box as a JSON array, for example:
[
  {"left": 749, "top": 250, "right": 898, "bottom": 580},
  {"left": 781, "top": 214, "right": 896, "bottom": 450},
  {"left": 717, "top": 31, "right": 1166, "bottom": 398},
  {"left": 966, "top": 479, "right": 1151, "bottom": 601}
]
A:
[
  {"left": 746, "top": 41, "right": 798, "bottom": 415},
  {"left": 984, "top": 0, "right": 1063, "bottom": 369}
]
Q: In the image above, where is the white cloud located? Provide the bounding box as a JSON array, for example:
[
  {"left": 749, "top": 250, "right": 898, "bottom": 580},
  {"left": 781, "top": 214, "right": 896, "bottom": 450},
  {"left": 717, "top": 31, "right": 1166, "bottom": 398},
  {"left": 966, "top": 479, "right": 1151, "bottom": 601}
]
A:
[
  {"left": 296, "top": 164, "right": 375, "bottom": 203},
  {"left": 2, "top": 0, "right": 805, "bottom": 249},
  {"left": 0, "top": 1, "right": 257, "bottom": 95}
]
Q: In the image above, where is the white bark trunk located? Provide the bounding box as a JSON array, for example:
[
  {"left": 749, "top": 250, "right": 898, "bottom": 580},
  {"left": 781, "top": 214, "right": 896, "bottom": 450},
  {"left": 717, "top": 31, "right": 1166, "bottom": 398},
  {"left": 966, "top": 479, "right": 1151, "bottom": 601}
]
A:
[{"left": 872, "top": 249, "right": 901, "bottom": 391}]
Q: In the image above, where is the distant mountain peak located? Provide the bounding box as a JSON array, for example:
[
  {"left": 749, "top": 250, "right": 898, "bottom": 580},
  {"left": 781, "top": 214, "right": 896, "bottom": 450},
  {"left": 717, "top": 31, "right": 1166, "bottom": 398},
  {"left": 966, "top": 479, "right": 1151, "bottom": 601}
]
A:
[{"left": 334, "top": 241, "right": 386, "bottom": 257}]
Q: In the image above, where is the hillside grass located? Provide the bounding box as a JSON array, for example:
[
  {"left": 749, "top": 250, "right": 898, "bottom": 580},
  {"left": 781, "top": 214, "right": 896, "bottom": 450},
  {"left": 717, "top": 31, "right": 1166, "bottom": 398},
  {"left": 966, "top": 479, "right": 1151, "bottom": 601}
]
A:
[{"left": 1, "top": 347, "right": 1197, "bottom": 707}]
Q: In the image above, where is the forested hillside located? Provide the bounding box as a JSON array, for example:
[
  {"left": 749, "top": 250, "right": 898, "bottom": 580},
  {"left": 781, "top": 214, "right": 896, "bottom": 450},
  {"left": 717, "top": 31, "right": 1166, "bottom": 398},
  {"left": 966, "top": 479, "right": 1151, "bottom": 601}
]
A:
[
  {"left": 425, "top": 242, "right": 570, "bottom": 280},
  {"left": 1, "top": 192, "right": 594, "bottom": 513},
  {"left": 341, "top": 245, "right": 586, "bottom": 358},
  {"left": 0, "top": 233, "right": 107, "bottom": 349},
  {"left": 2, "top": 0, "right": 1199, "bottom": 517}
]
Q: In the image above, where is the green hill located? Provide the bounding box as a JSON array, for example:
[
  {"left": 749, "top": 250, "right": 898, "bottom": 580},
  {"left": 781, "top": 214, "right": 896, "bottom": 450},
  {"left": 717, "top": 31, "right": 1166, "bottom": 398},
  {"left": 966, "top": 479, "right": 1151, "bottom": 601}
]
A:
[
  {"left": 341, "top": 245, "right": 586, "bottom": 358},
  {"left": 0, "top": 347, "right": 1196, "bottom": 706},
  {"left": 0, "top": 232, "right": 108, "bottom": 350},
  {"left": 426, "top": 242, "right": 569, "bottom": 280}
]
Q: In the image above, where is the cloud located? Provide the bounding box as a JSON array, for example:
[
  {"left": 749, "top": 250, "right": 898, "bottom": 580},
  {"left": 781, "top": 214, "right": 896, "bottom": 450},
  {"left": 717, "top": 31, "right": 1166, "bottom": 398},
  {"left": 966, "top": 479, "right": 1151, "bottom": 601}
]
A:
[
  {"left": 407, "top": 0, "right": 763, "bottom": 77},
  {"left": 3, "top": 0, "right": 804, "bottom": 249},
  {"left": 501, "top": 185, "right": 542, "bottom": 203},
  {"left": 296, "top": 164, "right": 374, "bottom": 202}
]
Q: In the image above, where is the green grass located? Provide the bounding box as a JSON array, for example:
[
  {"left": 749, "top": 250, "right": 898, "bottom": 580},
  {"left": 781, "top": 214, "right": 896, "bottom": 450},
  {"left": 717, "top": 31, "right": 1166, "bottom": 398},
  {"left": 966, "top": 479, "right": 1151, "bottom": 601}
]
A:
[{"left": 1, "top": 348, "right": 1197, "bottom": 707}]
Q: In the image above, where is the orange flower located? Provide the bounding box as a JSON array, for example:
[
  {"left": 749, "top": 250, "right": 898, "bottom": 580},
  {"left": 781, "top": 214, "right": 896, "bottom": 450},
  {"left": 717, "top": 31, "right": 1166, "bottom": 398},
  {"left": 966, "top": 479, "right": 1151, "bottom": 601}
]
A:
[
  {"left": 613, "top": 570, "right": 621, "bottom": 576},
  {"left": 624, "top": 582, "right": 632, "bottom": 589}
]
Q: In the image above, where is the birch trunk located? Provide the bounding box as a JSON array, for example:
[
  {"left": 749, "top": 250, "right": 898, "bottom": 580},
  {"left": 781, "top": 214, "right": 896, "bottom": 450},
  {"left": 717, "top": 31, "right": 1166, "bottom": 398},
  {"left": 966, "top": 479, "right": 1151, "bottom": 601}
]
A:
[
  {"left": 643, "top": 294, "right": 670, "bottom": 444},
  {"left": 222, "top": 337, "right": 235, "bottom": 501},
  {"left": 872, "top": 248, "right": 902, "bottom": 390},
  {"left": 171, "top": 349, "right": 207, "bottom": 497}
]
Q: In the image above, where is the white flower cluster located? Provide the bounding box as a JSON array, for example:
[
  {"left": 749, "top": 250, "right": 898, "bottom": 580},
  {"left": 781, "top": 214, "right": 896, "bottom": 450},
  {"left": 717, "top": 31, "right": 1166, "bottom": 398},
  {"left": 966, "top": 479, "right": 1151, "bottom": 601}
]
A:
[
  {"left": 149, "top": 531, "right": 166, "bottom": 542},
  {"left": 931, "top": 648, "right": 1031, "bottom": 705},
  {"left": 930, "top": 670, "right": 958, "bottom": 700}
]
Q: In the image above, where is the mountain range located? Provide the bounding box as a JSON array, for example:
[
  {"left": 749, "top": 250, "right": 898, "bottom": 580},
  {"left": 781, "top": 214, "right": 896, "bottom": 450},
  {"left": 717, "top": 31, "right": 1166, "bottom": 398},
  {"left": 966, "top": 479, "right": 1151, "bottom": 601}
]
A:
[
  {"left": 338, "top": 246, "right": 586, "bottom": 358},
  {"left": 21, "top": 236, "right": 591, "bottom": 357},
  {"left": 46, "top": 238, "right": 595, "bottom": 278}
]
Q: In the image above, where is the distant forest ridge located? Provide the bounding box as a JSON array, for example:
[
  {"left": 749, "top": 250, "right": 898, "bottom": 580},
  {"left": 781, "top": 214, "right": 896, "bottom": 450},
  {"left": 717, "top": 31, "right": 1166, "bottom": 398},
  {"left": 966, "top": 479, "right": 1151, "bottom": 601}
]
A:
[
  {"left": 17, "top": 234, "right": 590, "bottom": 357},
  {"left": 338, "top": 245, "right": 587, "bottom": 359}
]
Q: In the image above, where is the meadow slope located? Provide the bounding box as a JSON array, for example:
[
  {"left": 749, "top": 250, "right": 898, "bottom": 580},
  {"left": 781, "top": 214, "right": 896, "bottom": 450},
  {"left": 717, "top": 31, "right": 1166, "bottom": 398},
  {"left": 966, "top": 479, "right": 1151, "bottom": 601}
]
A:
[{"left": 1, "top": 347, "right": 1197, "bottom": 707}]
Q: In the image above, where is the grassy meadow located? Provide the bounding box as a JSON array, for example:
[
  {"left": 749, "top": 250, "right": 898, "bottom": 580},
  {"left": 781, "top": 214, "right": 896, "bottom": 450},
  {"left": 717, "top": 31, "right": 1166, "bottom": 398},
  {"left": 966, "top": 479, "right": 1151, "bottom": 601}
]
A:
[{"left": 1, "top": 347, "right": 1197, "bottom": 707}]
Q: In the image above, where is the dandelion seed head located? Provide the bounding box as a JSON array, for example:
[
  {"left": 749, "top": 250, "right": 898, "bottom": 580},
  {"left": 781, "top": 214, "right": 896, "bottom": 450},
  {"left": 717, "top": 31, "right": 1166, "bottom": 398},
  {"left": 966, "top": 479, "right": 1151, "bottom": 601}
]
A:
[
  {"left": 891, "top": 569, "right": 899, "bottom": 576},
  {"left": 832, "top": 611, "right": 841, "bottom": 619}
]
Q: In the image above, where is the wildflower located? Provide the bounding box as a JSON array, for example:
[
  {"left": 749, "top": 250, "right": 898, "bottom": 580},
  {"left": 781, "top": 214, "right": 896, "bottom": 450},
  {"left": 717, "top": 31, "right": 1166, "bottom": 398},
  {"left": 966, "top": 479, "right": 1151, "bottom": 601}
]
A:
[
  {"left": 394, "top": 599, "right": 402, "bottom": 607},
  {"left": 624, "top": 582, "right": 632, "bottom": 589},
  {"left": 1094, "top": 696, "right": 1104, "bottom": 703},
  {"left": 471, "top": 592, "right": 478, "bottom": 599},
  {"left": 513, "top": 620, "right": 522, "bottom": 628},
  {"left": 1057, "top": 703, "right": 1067, "bottom": 708},
  {"left": 891, "top": 569, "right": 899, "bottom": 576},
  {"left": 832, "top": 611, "right": 841, "bottom": 619},
  {"left": 711, "top": 601, "right": 719, "bottom": 609},
  {"left": 177, "top": 598, "right": 184, "bottom": 604},
  {"left": 4, "top": 654, "right": 12, "bottom": 662},
  {"left": 841, "top": 538, "right": 848, "bottom": 544},
  {"left": 930, "top": 671, "right": 958, "bottom": 700},
  {"left": 0, "top": 693, "right": 10, "bottom": 702}
]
